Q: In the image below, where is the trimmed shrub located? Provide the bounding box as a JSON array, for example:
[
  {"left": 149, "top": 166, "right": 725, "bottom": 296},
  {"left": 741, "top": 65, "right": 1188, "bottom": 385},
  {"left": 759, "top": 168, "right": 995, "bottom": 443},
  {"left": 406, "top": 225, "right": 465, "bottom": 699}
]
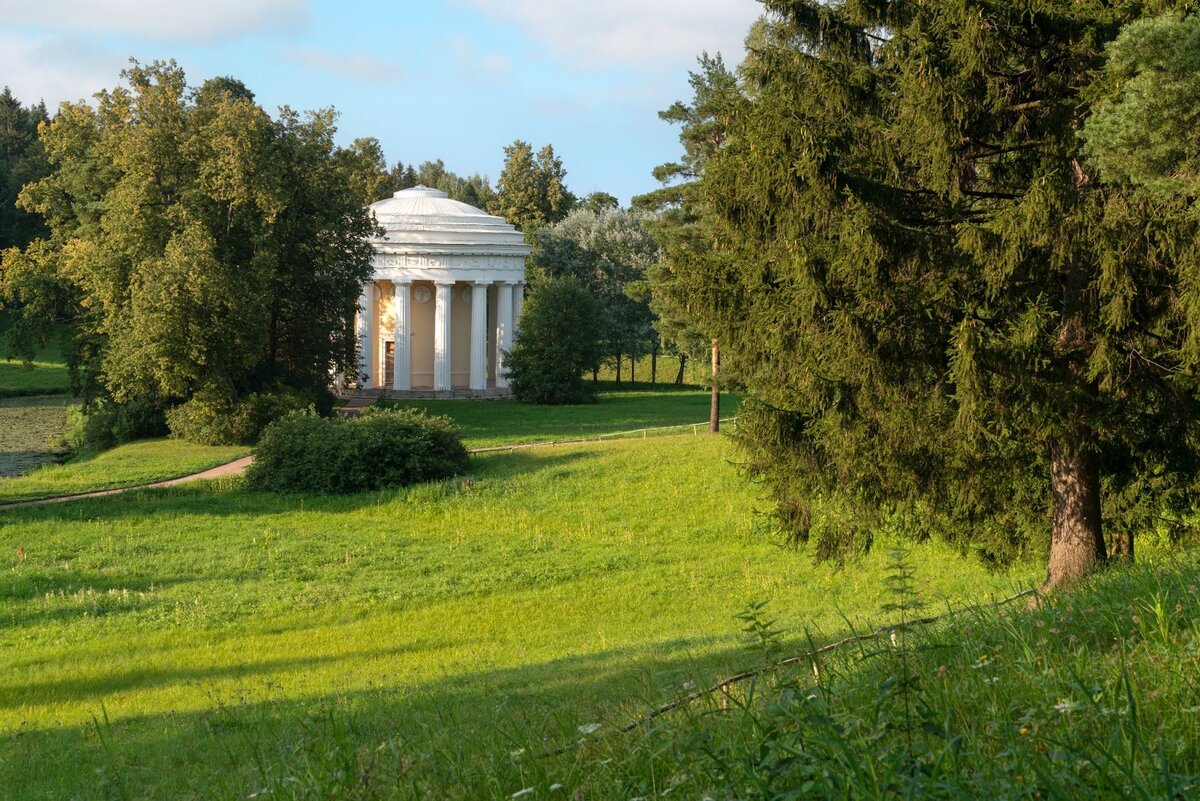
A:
[
  {"left": 166, "top": 385, "right": 315, "bottom": 445},
  {"left": 245, "top": 407, "right": 469, "bottom": 494}
]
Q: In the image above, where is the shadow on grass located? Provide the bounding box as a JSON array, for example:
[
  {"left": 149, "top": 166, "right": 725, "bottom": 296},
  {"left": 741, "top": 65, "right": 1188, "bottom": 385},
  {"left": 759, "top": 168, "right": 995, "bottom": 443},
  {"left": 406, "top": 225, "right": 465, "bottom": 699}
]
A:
[
  {"left": 0, "top": 632, "right": 767, "bottom": 799},
  {"left": 0, "top": 448, "right": 596, "bottom": 526}
]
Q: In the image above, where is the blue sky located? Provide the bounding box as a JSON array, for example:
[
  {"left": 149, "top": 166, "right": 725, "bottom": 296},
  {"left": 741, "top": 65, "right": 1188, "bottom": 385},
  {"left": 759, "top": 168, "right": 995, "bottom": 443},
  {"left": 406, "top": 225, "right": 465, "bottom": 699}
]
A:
[{"left": 0, "top": 0, "right": 762, "bottom": 205}]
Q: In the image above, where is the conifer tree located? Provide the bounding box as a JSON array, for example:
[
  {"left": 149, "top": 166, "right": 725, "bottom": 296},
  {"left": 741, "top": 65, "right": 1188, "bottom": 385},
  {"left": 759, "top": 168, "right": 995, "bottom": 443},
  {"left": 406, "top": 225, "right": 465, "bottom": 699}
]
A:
[
  {"left": 489, "top": 140, "right": 575, "bottom": 231},
  {"left": 690, "top": 1, "right": 1200, "bottom": 590}
]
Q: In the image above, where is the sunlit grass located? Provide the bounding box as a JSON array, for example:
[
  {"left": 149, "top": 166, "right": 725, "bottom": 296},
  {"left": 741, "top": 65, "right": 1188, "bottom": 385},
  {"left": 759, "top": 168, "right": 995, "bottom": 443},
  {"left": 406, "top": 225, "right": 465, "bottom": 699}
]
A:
[
  {"left": 0, "top": 438, "right": 248, "bottom": 503},
  {"left": 0, "top": 435, "right": 1037, "bottom": 799}
]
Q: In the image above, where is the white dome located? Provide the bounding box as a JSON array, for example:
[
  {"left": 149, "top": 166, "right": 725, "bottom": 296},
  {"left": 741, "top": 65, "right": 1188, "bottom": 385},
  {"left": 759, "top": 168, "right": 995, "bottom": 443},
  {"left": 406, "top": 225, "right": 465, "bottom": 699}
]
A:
[{"left": 368, "top": 185, "right": 530, "bottom": 256}]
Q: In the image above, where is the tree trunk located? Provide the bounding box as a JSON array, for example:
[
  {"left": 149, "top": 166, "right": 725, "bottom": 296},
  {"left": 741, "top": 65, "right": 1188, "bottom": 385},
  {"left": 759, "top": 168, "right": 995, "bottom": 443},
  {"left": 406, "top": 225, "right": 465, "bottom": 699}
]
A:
[
  {"left": 615, "top": 353, "right": 622, "bottom": 384},
  {"left": 592, "top": 368, "right": 598, "bottom": 382},
  {"left": 675, "top": 355, "right": 686, "bottom": 386},
  {"left": 651, "top": 345, "right": 658, "bottom": 384},
  {"left": 709, "top": 338, "right": 720, "bottom": 434},
  {"left": 1042, "top": 441, "right": 1107, "bottom": 593},
  {"left": 631, "top": 355, "right": 636, "bottom": 383},
  {"left": 1110, "top": 530, "right": 1134, "bottom": 563}
]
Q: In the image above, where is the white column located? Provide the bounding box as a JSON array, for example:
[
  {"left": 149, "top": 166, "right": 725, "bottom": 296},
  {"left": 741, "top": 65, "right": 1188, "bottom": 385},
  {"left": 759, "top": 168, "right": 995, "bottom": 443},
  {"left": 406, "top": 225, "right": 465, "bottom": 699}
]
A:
[
  {"left": 512, "top": 281, "right": 525, "bottom": 341},
  {"left": 356, "top": 282, "right": 374, "bottom": 389},
  {"left": 392, "top": 280, "right": 411, "bottom": 391},
  {"left": 469, "top": 282, "right": 488, "bottom": 390},
  {"left": 495, "top": 281, "right": 515, "bottom": 389},
  {"left": 434, "top": 281, "right": 454, "bottom": 392}
]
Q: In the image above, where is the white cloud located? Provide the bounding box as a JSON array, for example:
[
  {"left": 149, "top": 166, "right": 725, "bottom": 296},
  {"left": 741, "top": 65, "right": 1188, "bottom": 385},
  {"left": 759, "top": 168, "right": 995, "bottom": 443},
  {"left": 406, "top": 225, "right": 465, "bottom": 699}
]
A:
[
  {"left": 448, "top": 35, "right": 512, "bottom": 80},
  {"left": 0, "top": 0, "right": 310, "bottom": 44},
  {"left": 454, "top": 0, "right": 761, "bottom": 68},
  {"left": 283, "top": 47, "right": 402, "bottom": 82},
  {"left": 0, "top": 33, "right": 125, "bottom": 106}
]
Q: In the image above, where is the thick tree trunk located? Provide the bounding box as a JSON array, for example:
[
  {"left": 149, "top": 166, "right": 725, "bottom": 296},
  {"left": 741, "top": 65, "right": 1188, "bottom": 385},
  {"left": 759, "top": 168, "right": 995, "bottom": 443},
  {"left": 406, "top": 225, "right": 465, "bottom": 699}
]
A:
[
  {"left": 709, "top": 338, "right": 720, "bottom": 434},
  {"left": 1042, "top": 441, "right": 1107, "bottom": 593},
  {"left": 592, "top": 368, "right": 598, "bottom": 382},
  {"left": 651, "top": 346, "right": 658, "bottom": 384},
  {"left": 675, "top": 355, "right": 686, "bottom": 386}
]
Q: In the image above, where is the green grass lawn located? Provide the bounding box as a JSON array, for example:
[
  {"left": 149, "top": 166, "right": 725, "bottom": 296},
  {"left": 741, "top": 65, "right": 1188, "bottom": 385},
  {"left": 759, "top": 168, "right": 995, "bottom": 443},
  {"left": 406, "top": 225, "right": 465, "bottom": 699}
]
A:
[
  {"left": 0, "top": 395, "right": 74, "bottom": 478},
  {"left": 0, "top": 438, "right": 249, "bottom": 504},
  {"left": 0, "top": 435, "right": 1039, "bottom": 799},
  {"left": 389, "top": 382, "right": 739, "bottom": 447},
  {"left": 0, "top": 318, "right": 71, "bottom": 398}
]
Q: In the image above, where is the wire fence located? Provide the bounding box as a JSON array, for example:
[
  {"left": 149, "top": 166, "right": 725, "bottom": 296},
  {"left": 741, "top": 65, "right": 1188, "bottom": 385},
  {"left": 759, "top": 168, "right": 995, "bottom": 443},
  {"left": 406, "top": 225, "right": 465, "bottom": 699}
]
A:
[{"left": 468, "top": 417, "right": 740, "bottom": 454}]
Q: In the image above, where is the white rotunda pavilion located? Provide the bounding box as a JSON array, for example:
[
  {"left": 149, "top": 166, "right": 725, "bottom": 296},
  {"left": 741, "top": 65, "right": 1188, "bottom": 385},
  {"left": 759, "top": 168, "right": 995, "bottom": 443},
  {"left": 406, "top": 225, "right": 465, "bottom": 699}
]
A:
[{"left": 356, "top": 186, "right": 529, "bottom": 395}]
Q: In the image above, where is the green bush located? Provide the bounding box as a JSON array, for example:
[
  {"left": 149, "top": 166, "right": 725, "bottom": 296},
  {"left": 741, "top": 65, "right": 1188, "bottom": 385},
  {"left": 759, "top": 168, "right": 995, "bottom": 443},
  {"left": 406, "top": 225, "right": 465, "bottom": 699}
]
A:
[
  {"left": 245, "top": 407, "right": 469, "bottom": 494},
  {"left": 506, "top": 276, "right": 605, "bottom": 405},
  {"left": 165, "top": 385, "right": 314, "bottom": 446},
  {"left": 67, "top": 395, "right": 167, "bottom": 450}
]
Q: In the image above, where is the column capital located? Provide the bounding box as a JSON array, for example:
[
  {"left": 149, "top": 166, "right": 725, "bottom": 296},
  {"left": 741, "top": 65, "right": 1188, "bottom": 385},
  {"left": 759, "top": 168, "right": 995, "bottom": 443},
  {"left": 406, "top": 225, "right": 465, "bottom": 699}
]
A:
[
  {"left": 435, "top": 279, "right": 457, "bottom": 288},
  {"left": 391, "top": 278, "right": 413, "bottom": 287}
]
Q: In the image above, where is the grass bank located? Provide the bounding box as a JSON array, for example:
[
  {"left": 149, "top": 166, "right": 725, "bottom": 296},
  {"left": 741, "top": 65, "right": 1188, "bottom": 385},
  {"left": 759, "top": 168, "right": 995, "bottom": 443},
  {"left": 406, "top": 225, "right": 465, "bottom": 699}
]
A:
[
  {"left": 0, "top": 438, "right": 249, "bottom": 504},
  {"left": 0, "top": 435, "right": 1036, "bottom": 798}
]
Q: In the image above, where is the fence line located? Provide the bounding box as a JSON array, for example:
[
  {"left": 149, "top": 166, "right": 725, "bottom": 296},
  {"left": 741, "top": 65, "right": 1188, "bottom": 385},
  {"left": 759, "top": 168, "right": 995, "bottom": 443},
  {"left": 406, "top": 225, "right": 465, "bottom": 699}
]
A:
[
  {"left": 537, "top": 586, "right": 1038, "bottom": 758},
  {"left": 468, "top": 417, "right": 739, "bottom": 454}
]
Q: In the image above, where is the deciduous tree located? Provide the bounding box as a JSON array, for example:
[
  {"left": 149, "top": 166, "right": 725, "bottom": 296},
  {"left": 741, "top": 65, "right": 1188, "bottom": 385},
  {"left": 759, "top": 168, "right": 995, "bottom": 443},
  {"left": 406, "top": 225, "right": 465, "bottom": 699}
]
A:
[{"left": 0, "top": 61, "right": 376, "bottom": 442}]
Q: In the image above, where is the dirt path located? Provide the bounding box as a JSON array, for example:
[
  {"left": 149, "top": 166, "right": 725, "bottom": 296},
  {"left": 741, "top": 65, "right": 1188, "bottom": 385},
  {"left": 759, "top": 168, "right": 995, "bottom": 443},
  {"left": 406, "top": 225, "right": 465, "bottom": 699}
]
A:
[
  {"left": 0, "top": 455, "right": 255, "bottom": 511},
  {"left": 1, "top": 417, "right": 736, "bottom": 511}
]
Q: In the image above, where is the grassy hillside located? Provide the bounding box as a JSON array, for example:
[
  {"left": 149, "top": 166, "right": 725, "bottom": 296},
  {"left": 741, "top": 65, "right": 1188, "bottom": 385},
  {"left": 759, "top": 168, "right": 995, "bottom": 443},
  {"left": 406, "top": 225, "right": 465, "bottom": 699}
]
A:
[
  {"left": 0, "top": 438, "right": 249, "bottom": 503},
  {"left": 0, "top": 435, "right": 1038, "bottom": 799}
]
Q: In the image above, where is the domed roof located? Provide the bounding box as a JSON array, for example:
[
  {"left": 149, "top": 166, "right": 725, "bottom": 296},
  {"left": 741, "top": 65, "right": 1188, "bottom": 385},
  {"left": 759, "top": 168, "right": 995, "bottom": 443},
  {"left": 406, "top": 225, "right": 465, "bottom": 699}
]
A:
[{"left": 367, "top": 185, "right": 530, "bottom": 256}]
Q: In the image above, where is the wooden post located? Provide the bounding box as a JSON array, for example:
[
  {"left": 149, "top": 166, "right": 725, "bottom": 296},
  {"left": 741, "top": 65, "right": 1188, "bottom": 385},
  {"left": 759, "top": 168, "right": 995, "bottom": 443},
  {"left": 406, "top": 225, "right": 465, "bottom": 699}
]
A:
[{"left": 709, "top": 338, "right": 720, "bottom": 434}]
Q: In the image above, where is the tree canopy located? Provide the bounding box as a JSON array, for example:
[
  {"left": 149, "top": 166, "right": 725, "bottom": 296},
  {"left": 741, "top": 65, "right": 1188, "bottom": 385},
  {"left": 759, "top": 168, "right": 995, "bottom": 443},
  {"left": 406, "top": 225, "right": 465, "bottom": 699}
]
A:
[
  {"left": 680, "top": 1, "right": 1200, "bottom": 589},
  {"left": 531, "top": 207, "right": 659, "bottom": 381},
  {"left": 0, "top": 61, "right": 377, "bottom": 441},
  {"left": 488, "top": 140, "right": 575, "bottom": 231}
]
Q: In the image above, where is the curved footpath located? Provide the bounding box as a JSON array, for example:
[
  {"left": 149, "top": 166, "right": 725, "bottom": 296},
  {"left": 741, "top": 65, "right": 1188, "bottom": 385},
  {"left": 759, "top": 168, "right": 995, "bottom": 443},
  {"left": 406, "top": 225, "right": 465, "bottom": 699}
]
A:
[
  {"left": 0, "top": 456, "right": 255, "bottom": 511},
  {"left": 0, "top": 418, "right": 736, "bottom": 511}
]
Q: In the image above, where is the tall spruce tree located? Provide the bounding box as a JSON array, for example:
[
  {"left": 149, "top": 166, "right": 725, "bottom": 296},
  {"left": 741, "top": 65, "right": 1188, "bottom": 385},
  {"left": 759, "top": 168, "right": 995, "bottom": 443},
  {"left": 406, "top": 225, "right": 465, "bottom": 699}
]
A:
[{"left": 689, "top": 1, "right": 1200, "bottom": 590}]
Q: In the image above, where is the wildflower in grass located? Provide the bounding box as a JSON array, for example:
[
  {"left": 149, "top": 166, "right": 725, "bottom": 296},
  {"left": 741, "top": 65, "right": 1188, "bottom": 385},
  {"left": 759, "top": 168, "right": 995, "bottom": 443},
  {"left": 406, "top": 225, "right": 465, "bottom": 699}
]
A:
[
  {"left": 511, "top": 788, "right": 534, "bottom": 799},
  {"left": 1019, "top": 726, "right": 1030, "bottom": 736},
  {"left": 577, "top": 722, "right": 601, "bottom": 735},
  {"left": 549, "top": 784, "right": 563, "bottom": 791},
  {"left": 1054, "top": 698, "right": 1081, "bottom": 714},
  {"left": 985, "top": 676, "right": 999, "bottom": 685}
]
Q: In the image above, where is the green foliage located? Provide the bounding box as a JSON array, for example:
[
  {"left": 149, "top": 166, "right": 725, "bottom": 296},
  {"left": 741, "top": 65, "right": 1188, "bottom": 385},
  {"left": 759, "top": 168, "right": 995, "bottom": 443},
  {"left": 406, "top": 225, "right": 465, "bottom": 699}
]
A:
[
  {"left": 164, "top": 384, "right": 314, "bottom": 445},
  {"left": 1083, "top": 12, "right": 1200, "bottom": 196},
  {"left": 487, "top": 140, "right": 575, "bottom": 230},
  {"left": 680, "top": 1, "right": 1200, "bottom": 571},
  {"left": 67, "top": 395, "right": 167, "bottom": 450},
  {"left": 0, "top": 87, "right": 49, "bottom": 251},
  {"left": 0, "top": 61, "right": 376, "bottom": 442},
  {"left": 531, "top": 208, "right": 659, "bottom": 376},
  {"left": 633, "top": 54, "right": 740, "bottom": 370},
  {"left": 505, "top": 276, "right": 604, "bottom": 404},
  {"left": 246, "top": 407, "right": 468, "bottom": 494}
]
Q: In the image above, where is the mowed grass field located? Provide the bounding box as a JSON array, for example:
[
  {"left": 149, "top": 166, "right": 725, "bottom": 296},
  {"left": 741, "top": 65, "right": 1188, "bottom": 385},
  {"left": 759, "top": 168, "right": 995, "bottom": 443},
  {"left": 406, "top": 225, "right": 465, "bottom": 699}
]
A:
[
  {"left": 0, "top": 433, "right": 1040, "bottom": 799},
  {"left": 386, "top": 382, "right": 737, "bottom": 447}
]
